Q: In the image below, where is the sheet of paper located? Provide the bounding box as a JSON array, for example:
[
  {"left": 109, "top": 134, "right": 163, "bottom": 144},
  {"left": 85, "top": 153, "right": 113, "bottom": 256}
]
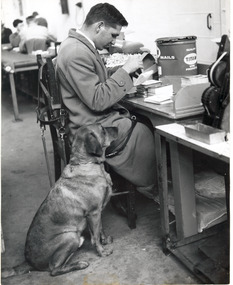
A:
[{"left": 133, "top": 69, "right": 154, "bottom": 86}]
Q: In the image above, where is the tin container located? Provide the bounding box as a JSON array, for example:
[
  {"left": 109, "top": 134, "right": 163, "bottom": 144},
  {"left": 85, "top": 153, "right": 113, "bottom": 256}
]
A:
[
  {"left": 156, "top": 36, "right": 198, "bottom": 76},
  {"left": 184, "top": 123, "right": 226, "bottom": 144}
]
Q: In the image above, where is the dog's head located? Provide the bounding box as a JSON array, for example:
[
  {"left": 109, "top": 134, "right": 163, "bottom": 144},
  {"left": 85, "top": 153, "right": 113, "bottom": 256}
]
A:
[{"left": 70, "top": 124, "right": 118, "bottom": 164}]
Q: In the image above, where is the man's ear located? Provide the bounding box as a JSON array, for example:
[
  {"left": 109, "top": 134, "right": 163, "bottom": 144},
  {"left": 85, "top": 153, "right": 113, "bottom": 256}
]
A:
[
  {"left": 85, "top": 132, "right": 103, "bottom": 157},
  {"left": 96, "top": 21, "right": 104, "bottom": 33}
]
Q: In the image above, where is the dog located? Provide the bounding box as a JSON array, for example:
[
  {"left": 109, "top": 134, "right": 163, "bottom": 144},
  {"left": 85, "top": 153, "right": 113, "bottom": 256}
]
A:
[{"left": 2, "top": 123, "right": 118, "bottom": 277}]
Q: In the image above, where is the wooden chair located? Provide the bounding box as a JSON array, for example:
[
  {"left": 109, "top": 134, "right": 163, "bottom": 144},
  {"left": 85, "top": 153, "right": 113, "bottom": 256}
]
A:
[
  {"left": 36, "top": 55, "right": 137, "bottom": 229},
  {"left": 22, "top": 38, "right": 50, "bottom": 54},
  {"left": 36, "top": 55, "right": 69, "bottom": 183}
]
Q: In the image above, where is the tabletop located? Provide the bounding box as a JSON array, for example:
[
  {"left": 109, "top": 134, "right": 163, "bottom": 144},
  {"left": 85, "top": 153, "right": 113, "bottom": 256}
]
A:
[
  {"left": 122, "top": 96, "right": 204, "bottom": 120},
  {"left": 155, "top": 123, "right": 230, "bottom": 163},
  {"left": 1, "top": 46, "right": 38, "bottom": 72}
]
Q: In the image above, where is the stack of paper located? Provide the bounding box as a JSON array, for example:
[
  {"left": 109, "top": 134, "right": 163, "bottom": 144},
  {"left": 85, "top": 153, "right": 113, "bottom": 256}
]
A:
[
  {"left": 136, "top": 79, "right": 162, "bottom": 97},
  {"left": 144, "top": 84, "right": 173, "bottom": 104},
  {"left": 144, "top": 94, "right": 173, "bottom": 104},
  {"left": 147, "top": 84, "right": 173, "bottom": 96}
]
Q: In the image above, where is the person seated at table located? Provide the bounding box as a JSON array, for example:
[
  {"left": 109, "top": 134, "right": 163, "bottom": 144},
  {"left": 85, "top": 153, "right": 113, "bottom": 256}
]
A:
[
  {"left": 1, "top": 23, "right": 12, "bottom": 44},
  {"left": 9, "top": 19, "right": 24, "bottom": 47},
  {"left": 32, "top": 11, "right": 48, "bottom": 28},
  {"left": 56, "top": 3, "right": 158, "bottom": 207},
  {"left": 19, "top": 15, "right": 56, "bottom": 53}
]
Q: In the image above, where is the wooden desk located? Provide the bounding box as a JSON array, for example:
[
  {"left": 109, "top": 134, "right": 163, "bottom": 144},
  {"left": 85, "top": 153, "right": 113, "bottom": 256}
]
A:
[
  {"left": 121, "top": 96, "right": 204, "bottom": 126},
  {"left": 1, "top": 47, "right": 38, "bottom": 121},
  {"left": 122, "top": 98, "right": 229, "bottom": 282},
  {"left": 154, "top": 123, "right": 230, "bottom": 283},
  {"left": 154, "top": 123, "right": 229, "bottom": 242}
]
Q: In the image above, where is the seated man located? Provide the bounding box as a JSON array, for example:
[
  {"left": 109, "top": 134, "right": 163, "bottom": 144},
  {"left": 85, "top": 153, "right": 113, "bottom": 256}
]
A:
[
  {"left": 19, "top": 15, "right": 56, "bottom": 53},
  {"left": 9, "top": 19, "right": 24, "bottom": 47},
  {"left": 56, "top": 3, "right": 157, "bottom": 200},
  {"left": 1, "top": 23, "right": 12, "bottom": 44},
  {"left": 32, "top": 11, "right": 48, "bottom": 27}
]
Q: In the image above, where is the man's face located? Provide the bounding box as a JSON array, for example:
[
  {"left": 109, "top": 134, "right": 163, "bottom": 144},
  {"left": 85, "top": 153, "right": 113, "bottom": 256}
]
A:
[
  {"left": 95, "top": 23, "right": 122, "bottom": 50},
  {"left": 17, "top": 22, "right": 24, "bottom": 32}
]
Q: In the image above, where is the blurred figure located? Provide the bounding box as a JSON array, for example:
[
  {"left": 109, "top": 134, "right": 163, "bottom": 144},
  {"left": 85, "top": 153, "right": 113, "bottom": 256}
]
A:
[
  {"left": 9, "top": 19, "right": 24, "bottom": 47},
  {"left": 32, "top": 11, "right": 48, "bottom": 28},
  {"left": 19, "top": 15, "right": 56, "bottom": 53},
  {"left": 1, "top": 23, "right": 12, "bottom": 44}
]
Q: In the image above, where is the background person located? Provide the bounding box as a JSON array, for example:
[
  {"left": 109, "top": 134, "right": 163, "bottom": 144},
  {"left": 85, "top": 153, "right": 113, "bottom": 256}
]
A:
[
  {"left": 1, "top": 23, "right": 12, "bottom": 44},
  {"left": 56, "top": 3, "right": 157, "bottom": 202},
  {"left": 19, "top": 15, "right": 56, "bottom": 53},
  {"left": 9, "top": 19, "right": 24, "bottom": 47},
  {"left": 32, "top": 11, "right": 48, "bottom": 28}
]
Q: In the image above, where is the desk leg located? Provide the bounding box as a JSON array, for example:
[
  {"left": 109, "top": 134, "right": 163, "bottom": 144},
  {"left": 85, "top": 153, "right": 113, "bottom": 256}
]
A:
[
  {"left": 224, "top": 164, "right": 230, "bottom": 219},
  {"left": 169, "top": 141, "right": 198, "bottom": 240},
  {"left": 9, "top": 72, "right": 21, "bottom": 121},
  {"left": 154, "top": 133, "right": 170, "bottom": 251}
]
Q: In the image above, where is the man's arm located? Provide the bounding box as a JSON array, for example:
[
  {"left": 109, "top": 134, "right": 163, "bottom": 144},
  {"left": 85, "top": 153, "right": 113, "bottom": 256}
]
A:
[{"left": 63, "top": 48, "right": 134, "bottom": 112}]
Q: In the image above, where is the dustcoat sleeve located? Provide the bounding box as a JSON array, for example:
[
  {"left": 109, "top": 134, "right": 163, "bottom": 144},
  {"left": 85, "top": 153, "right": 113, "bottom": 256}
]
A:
[{"left": 63, "top": 46, "right": 133, "bottom": 112}]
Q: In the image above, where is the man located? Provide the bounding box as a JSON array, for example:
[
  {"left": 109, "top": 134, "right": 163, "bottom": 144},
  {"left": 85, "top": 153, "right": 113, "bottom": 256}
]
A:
[
  {"left": 56, "top": 3, "right": 157, "bottom": 201},
  {"left": 1, "top": 23, "right": 12, "bottom": 44},
  {"left": 32, "top": 11, "right": 48, "bottom": 28},
  {"left": 9, "top": 19, "right": 24, "bottom": 47},
  {"left": 19, "top": 15, "right": 56, "bottom": 53}
]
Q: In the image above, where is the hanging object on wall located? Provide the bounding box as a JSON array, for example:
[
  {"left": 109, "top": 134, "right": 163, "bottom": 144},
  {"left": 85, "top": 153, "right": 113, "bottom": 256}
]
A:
[
  {"left": 60, "top": 0, "right": 69, "bottom": 14},
  {"left": 18, "top": 0, "right": 23, "bottom": 16},
  {"left": 75, "top": 1, "right": 85, "bottom": 28}
]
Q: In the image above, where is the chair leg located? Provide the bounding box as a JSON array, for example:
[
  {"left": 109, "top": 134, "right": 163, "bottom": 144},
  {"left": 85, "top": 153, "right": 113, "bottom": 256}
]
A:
[
  {"left": 127, "top": 185, "right": 136, "bottom": 229},
  {"left": 109, "top": 169, "right": 137, "bottom": 229}
]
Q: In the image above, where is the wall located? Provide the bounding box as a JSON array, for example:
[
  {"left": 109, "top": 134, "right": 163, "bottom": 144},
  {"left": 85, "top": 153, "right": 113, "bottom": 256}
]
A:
[{"left": 1, "top": 0, "right": 230, "bottom": 62}]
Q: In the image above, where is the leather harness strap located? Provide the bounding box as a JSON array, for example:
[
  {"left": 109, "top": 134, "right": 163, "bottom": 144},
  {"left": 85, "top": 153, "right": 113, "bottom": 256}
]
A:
[
  {"left": 36, "top": 55, "right": 68, "bottom": 185},
  {"left": 106, "top": 116, "right": 137, "bottom": 158}
]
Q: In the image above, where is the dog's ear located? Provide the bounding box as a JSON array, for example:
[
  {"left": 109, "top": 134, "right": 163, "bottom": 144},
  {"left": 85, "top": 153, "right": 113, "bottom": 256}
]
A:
[{"left": 85, "top": 133, "right": 103, "bottom": 157}]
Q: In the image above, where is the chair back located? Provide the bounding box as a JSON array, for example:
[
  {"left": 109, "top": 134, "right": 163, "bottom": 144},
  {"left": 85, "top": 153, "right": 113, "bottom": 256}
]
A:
[
  {"left": 202, "top": 35, "right": 230, "bottom": 129},
  {"left": 24, "top": 38, "right": 49, "bottom": 54},
  {"left": 36, "top": 54, "right": 70, "bottom": 182}
]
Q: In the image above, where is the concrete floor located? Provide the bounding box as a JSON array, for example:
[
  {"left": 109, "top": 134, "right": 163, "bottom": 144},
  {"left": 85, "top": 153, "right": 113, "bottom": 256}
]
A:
[{"left": 1, "top": 88, "right": 200, "bottom": 285}]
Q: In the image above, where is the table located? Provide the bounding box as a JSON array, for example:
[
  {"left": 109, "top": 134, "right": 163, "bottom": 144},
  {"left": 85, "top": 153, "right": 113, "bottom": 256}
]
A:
[
  {"left": 122, "top": 97, "right": 229, "bottom": 238},
  {"left": 121, "top": 94, "right": 204, "bottom": 127},
  {"left": 1, "top": 46, "right": 38, "bottom": 121},
  {"left": 154, "top": 123, "right": 230, "bottom": 282},
  {"left": 155, "top": 123, "right": 229, "bottom": 240},
  {"left": 122, "top": 96, "right": 230, "bottom": 282}
]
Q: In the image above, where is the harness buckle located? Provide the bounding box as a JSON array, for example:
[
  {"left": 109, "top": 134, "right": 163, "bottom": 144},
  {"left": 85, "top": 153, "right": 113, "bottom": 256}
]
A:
[
  {"left": 59, "top": 127, "right": 66, "bottom": 140},
  {"left": 60, "top": 109, "right": 67, "bottom": 127}
]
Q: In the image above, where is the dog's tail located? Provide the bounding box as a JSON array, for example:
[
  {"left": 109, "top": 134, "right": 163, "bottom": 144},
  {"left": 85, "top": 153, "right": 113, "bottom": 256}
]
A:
[{"left": 1, "top": 260, "right": 35, "bottom": 279}]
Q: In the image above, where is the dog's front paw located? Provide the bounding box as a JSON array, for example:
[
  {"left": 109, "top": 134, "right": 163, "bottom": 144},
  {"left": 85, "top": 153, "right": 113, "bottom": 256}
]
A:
[
  {"left": 97, "top": 247, "right": 113, "bottom": 257},
  {"left": 100, "top": 235, "right": 113, "bottom": 245},
  {"left": 1, "top": 268, "right": 16, "bottom": 279}
]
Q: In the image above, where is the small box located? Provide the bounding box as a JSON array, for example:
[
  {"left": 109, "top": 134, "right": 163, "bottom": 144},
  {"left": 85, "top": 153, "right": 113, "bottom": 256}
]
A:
[{"left": 184, "top": 123, "right": 226, "bottom": 144}]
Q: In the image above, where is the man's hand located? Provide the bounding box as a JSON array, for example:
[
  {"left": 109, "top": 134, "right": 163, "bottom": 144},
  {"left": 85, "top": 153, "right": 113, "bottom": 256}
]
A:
[{"left": 122, "top": 54, "right": 144, "bottom": 74}]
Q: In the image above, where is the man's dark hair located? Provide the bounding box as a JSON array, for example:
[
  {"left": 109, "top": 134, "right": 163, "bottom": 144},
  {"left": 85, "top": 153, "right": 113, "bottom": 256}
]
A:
[
  {"left": 32, "top": 11, "right": 39, "bottom": 17},
  {"left": 13, "top": 19, "right": 23, "bottom": 28},
  {"left": 84, "top": 3, "right": 128, "bottom": 28}
]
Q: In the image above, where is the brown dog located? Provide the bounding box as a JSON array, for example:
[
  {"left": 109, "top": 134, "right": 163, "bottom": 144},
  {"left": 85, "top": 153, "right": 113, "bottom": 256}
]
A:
[{"left": 2, "top": 124, "right": 118, "bottom": 277}]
